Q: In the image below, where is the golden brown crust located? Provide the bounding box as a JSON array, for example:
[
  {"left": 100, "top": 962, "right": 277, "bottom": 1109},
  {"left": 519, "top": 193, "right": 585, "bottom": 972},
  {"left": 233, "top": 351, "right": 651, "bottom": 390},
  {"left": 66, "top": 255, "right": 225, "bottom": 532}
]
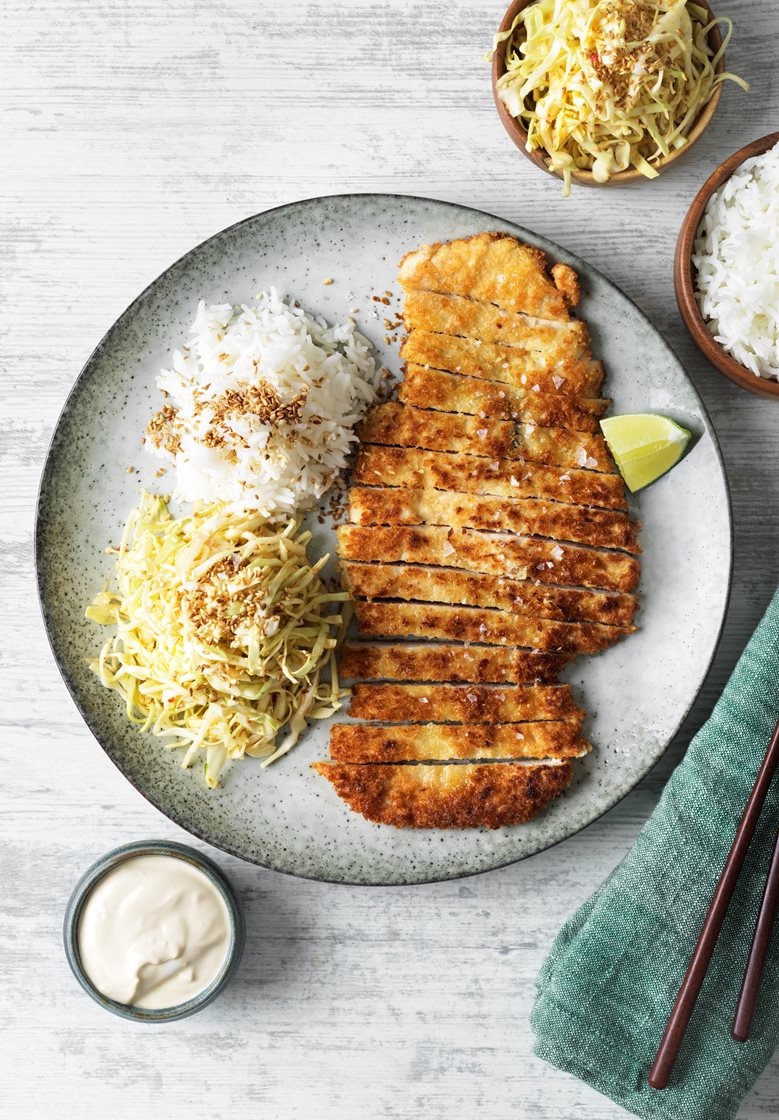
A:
[
  {"left": 357, "top": 403, "right": 614, "bottom": 472},
  {"left": 551, "top": 263, "right": 580, "bottom": 308},
  {"left": 339, "top": 643, "right": 572, "bottom": 684},
  {"left": 402, "top": 289, "right": 589, "bottom": 352},
  {"left": 398, "top": 232, "right": 578, "bottom": 320},
  {"left": 400, "top": 366, "right": 607, "bottom": 432},
  {"left": 347, "top": 487, "right": 641, "bottom": 554},
  {"left": 354, "top": 601, "right": 633, "bottom": 654},
  {"left": 313, "top": 234, "right": 641, "bottom": 833},
  {"left": 401, "top": 331, "right": 604, "bottom": 398},
  {"left": 330, "top": 722, "right": 588, "bottom": 762},
  {"left": 354, "top": 445, "right": 626, "bottom": 511},
  {"left": 341, "top": 562, "right": 637, "bottom": 627},
  {"left": 311, "top": 760, "right": 574, "bottom": 828},
  {"left": 336, "top": 525, "right": 641, "bottom": 593},
  {"left": 348, "top": 682, "right": 583, "bottom": 723}
]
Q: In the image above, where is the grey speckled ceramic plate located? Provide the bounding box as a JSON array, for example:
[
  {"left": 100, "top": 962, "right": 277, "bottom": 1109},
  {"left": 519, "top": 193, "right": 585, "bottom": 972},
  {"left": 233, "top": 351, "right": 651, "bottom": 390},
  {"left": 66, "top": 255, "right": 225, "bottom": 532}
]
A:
[{"left": 36, "top": 195, "right": 732, "bottom": 885}]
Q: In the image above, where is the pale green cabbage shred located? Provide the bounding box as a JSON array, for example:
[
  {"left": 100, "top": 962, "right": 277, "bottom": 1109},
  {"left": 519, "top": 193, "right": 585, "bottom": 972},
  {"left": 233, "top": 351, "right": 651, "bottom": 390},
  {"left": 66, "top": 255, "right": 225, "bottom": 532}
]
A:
[
  {"left": 494, "top": 0, "right": 747, "bottom": 195},
  {"left": 86, "top": 492, "right": 348, "bottom": 787}
]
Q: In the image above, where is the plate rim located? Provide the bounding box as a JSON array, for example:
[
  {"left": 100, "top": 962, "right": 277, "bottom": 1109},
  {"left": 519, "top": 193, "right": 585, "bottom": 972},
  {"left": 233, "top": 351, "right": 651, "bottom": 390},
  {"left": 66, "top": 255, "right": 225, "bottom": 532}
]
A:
[{"left": 35, "top": 191, "right": 734, "bottom": 886}]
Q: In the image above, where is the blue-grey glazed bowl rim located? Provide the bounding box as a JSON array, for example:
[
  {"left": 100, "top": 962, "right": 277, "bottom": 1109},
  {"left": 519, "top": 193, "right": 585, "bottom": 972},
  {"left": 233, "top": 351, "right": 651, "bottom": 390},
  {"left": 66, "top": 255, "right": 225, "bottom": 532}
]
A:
[{"left": 63, "top": 840, "right": 245, "bottom": 1022}]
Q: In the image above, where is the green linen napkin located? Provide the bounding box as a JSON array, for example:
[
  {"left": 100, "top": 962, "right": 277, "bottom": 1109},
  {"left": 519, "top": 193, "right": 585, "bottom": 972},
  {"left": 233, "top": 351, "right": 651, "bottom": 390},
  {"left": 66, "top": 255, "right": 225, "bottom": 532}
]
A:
[{"left": 532, "top": 587, "right": 779, "bottom": 1120}]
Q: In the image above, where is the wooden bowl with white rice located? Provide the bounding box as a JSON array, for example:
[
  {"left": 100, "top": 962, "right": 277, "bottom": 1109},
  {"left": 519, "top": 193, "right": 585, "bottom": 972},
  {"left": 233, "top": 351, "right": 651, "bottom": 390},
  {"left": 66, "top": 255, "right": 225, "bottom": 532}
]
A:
[{"left": 675, "top": 130, "right": 779, "bottom": 399}]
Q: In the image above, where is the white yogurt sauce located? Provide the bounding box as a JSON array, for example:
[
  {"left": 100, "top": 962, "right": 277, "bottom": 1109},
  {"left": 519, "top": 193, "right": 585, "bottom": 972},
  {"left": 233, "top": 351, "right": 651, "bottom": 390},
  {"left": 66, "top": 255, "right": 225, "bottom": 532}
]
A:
[{"left": 77, "top": 854, "right": 231, "bottom": 1010}]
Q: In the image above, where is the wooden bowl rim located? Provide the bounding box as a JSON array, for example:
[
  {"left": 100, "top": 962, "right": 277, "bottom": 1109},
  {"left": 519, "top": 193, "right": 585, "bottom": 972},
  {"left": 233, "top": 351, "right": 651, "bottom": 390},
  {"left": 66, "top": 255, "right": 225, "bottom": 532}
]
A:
[
  {"left": 491, "top": 0, "right": 725, "bottom": 187},
  {"left": 674, "top": 129, "right": 779, "bottom": 399}
]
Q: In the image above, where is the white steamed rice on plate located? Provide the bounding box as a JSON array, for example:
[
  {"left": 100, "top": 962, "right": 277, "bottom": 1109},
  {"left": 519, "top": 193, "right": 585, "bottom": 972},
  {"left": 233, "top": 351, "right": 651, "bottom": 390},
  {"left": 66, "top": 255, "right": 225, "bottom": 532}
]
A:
[
  {"left": 145, "top": 289, "right": 382, "bottom": 514},
  {"left": 693, "top": 140, "right": 779, "bottom": 380}
]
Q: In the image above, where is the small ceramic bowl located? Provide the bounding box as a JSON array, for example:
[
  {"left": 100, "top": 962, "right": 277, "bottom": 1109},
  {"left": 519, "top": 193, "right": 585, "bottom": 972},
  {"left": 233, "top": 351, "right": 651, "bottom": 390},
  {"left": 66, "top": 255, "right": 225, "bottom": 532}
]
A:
[
  {"left": 491, "top": 0, "right": 725, "bottom": 188},
  {"left": 64, "top": 840, "right": 245, "bottom": 1022},
  {"left": 675, "top": 130, "right": 779, "bottom": 400}
]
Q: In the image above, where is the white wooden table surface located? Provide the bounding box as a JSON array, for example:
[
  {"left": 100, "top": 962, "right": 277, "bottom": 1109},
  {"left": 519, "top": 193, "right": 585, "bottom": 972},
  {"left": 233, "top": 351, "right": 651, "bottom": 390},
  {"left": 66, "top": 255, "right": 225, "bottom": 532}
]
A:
[{"left": 2, "top": 2, "right": 777, "bottom": 1116}]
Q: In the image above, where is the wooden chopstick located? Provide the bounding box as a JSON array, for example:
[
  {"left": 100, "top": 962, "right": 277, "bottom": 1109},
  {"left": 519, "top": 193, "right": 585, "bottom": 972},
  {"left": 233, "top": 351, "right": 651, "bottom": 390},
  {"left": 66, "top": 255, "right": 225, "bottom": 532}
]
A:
[
  {"left": 732, "top": 828, "right": 779, "bottom": 1042},
  {"left": 648, "top": 715, "right": 779, "bottom": 1091}
]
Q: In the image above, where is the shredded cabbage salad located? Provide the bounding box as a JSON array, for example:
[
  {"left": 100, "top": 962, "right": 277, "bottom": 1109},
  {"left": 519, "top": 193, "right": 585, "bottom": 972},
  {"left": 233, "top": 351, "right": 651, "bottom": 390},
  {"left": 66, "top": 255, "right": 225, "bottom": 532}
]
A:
[
  {"left": 494, "top": 0, "right": 747, "bottom": 195},
  {"left": 86, "top": 493, "right": 348, "bottom": 787}
]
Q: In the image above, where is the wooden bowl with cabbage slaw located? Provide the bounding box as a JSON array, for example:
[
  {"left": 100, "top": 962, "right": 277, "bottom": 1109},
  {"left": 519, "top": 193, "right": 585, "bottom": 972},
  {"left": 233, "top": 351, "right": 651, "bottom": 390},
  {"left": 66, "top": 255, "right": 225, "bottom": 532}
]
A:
[{"left": 491, "top": 0, "right": 728, "bottom": 190}]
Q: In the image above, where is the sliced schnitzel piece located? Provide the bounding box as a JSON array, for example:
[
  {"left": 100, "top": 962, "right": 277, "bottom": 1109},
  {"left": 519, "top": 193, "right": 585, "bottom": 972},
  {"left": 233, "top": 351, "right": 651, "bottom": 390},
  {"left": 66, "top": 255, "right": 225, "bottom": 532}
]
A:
[
  {"left": 398, "top": 233, "right": 579, "bottom": 321},
  {"left": 348, "top": 682, "right": 582, "bottom": 723},
  {"left": 401, "top": 331, "right": 604, "bottom": 398},
  {"left": 337, "top": 525, "right": 641, "bottom": 593},
  {"left": 357, "top": 402, "right": 613, "bottom": 472},
  {"left": 354, "top": 445, "right": 626, "bottom": 511},
  {"left": 312, "top": 759, "right": 573, "bottom": 828},
  {"left": 400, "top": 367, "right": 607, "bottom": 433},
  {"left": 348, "top": 487, "right": 641, "bottom": 554},
  {"left": 402, "top": 289, "right": 590, "bottom": 353},
  {"left": 341, "top": 562, "right": 637, "bottom": 627},
  {"left": 316, "top": 233, "right": 643, "bottom": 833},
  {"left": 339, "top": 643, "right": 571, "bottom": 683},
  {"left": 354, "top": 601, "right": 633, "bottom": 653},
  {"left": 330, "top": 722, "right": 588, "bottom": 762}
]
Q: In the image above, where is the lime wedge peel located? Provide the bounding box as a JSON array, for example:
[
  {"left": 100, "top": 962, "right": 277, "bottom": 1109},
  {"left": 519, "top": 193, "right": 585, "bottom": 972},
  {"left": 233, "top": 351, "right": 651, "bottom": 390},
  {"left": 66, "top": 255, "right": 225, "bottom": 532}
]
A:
[{"left": 599, "top": 414, "right": 692, "bottom": 494}]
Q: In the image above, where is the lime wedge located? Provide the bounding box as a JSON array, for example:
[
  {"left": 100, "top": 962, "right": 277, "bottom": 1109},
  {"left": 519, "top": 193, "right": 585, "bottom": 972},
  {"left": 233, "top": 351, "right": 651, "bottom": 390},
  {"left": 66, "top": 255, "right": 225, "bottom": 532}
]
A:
[{"left": 599, "top": 414, "right": 691, "bottom": 493}]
